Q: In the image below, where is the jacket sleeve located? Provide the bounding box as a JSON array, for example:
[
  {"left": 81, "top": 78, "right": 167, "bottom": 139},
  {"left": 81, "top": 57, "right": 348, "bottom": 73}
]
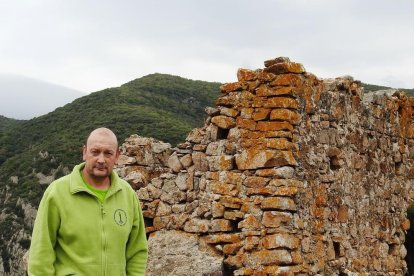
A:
[
  {"left": 28, "top": 186, "right": 60, "bottom": 276},
  {"left": 126, "top": 192, "right": 148, "bottom": 275}
]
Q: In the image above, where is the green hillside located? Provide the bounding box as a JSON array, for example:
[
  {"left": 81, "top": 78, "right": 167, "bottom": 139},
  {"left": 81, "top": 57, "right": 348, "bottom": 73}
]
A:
[
  {"left": 361, "top": 82, "right": 414, "bottom": 96},
  {"left": 0, "top": 73, "right": 220, "bottom": 273},
  {"left": 0, "top": 115, "right": 24, "bottom": 134}
]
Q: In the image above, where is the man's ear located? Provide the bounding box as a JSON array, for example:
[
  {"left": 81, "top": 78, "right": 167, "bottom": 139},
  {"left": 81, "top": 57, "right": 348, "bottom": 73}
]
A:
[
  {"left": 115, "top": 148, "right": 121, "bottom": 163},
  {"left": 82, "top": 145, "right": 87, "bottom": 161}
]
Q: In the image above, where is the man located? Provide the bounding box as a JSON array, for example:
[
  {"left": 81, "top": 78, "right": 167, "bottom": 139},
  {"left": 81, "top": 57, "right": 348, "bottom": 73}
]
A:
[{"left": 28, "top": 127, "right": 148, "bottom": 275}]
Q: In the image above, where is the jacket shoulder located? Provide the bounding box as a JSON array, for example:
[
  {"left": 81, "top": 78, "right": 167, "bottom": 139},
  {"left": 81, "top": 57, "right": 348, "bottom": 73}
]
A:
[
  {"left": 43, "top": 174, "right": 71, "bottom": 197},
  {"left": 118, "top": 177, "right": 135, "bottom": 193}
]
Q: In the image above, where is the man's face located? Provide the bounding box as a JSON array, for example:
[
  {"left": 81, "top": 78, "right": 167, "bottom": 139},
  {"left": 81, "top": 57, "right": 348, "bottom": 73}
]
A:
[{"left": 82, "top": 133, "right": 120, "bottom": 180}]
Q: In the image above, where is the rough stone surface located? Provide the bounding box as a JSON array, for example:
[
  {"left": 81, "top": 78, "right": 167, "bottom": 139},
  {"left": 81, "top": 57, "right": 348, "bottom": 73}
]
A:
[
  {"left": 146, "top": 230, "right": 223, "bottom": 276},
  {"left": 115, "top": 57, "right": 414, "bottom": 275}
]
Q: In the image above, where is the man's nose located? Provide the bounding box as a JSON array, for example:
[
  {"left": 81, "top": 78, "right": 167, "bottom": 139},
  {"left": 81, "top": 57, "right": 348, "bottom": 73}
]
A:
[{"left": 97, "top": 153, "right": 105, "bottom": 163}]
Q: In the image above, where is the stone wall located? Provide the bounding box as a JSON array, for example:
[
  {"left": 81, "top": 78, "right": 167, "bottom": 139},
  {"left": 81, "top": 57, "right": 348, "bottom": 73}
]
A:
[{"left": 116, "top": 57, "right": 414, "bottom": 275}]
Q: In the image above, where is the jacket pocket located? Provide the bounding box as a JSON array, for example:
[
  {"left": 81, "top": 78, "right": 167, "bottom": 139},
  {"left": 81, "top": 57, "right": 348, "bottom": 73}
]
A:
[{"left": 107, "top": 264, "right": 125, "bottom": 276}]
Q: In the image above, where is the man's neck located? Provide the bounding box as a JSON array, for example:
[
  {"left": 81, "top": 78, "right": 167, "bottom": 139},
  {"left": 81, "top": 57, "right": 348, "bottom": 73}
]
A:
[{"left": 82, "top": 169, "right": 110, "bottom": 190}]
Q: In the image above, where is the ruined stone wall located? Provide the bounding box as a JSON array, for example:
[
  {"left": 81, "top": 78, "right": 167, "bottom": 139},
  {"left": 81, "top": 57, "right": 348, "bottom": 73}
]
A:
[{"left": 116, "top": 57, "right": 414, "bottom": 275}]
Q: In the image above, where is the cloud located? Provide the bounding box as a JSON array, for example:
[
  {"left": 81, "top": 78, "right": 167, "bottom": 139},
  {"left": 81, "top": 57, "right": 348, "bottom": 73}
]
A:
[{"left": 0, "top": 0, "right": 413, "bottom": 92}]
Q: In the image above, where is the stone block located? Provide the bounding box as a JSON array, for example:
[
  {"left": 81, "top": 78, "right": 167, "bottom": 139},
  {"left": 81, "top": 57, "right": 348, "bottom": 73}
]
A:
[
  {"left": 224, "top": 211, "right": 244, "bottom": 221},
  {"left": 156, "top": 201, "right": 172, "bottom": 216},
  {"left": 246, "top": 186, "right": 298, "bottom": 197},
  {"left": 270, "top": 109, "right": 301, "bottom": 125},
  {"left": 203, "top": 233, "right": 242, "bottom": 244},
  {"left": 210, "top": 180, "right": 238, "bottom": 196},
  {"left": 184, "top": 218, "right": 209, "bottom": 233},
  {"left": 174, "top": 173, "right": 189, "bottom": 191},
  {"left": 255, "top": 166, "right": 295, "bottom": 178},
  {"left": 220, "top": 82, "right": 243, "bottom": 93},
  {"left": 212, "top": 201, "right": 225, "bottom": 218},
  {"left": 252, "top": 96, "right": 298, "bottom": 109},
  {"left": 240, "top": 201, "right": 262, "bottom": 216},
  {"left": 186, "top": 128, "right": 205, "bottom": 143},
  {"left": 257, "top": 121, "right": 294, "bottom": 132},
  {"left": 337, "top": 205, "right": 349, "bottom": 222},
  {"left": 244, "top": 236, "right": 260, "bottom": 251},
  {"left": 237, "top": 68, "right": 258, "bottom": 81},
  {"left": 262, "top": 211, "right": 293, "bottom": 227},
  {"left": 261, "top": 197, "right": 296, "bottom": 211},
  {"left": 220, "top": 107, "right": 239, "bottom": 117},
  {"left": 179, "top": 154, "right": 193, "bottom": 168},
  {"left": 243, "top": 176, "right": 270, "bottom": 188},
  {"left": 256, "top": 85, "right": 294, "bottom": 97},
  {"left": 261, "top": 233, "right": 300, "bottom": 249},
  {"left": 236, "top": 117, "right": 257, "bottom": 130},
  {"left": 207, "top": 155, "right": 234, "bottom": 171},
  {"left": 235, "top": 148, "right": 297, "bottom": 170},
  {"left": 223, "top": 242, "right": 243, "bottom": 255},
  {"left": 240, "top": 108, "right": 254, "bottom": 119},
  {"left": 264, "top": 57, "right": 291, "bottom": 67},
  {"left": 192, "top": 152, "right": 209, "bottom": 172},
  {"left": 116, "top": 154, "right": 136, "bottom": 166},
  {"left": 153, "top": 216, "right": 171, "bottom": 230},
  {"left": 219, "top": 171, "right": 242, "bottom": 184},
  {"left": 215, "top": 93, "right": 238, "bottom": 107},
  {"left": 238, "top": 214, "right": 261, "bottom": 230},
  {"left": 245, "top": 249, "right": 292, "bottom": 266},
  {"left": 211, "top": 115, "right": 236, "bottom": 129},
  {"left": 270, "top": 73, "right": 304, "bottom": 87},
  {"left": 264, "top": 61, "right": 305, "bottom": 74},
  {"left": 252, "top": 108, "right": 271, "bottom": 121},
  {"left": 220, "top": 196, "right": 243, "bottom": 209},
  {"left": 265, "top": 138, "right": 298, "bottom": 151},
  {"left": 147, "top": 230, "right": 223, "bottom": 276},
  {"left": 210, "top": 219, "right": 233, "bottom": 232},
  {"left": 167, "top": 153, "right": 183, "bottom": 173},
  {"left": 192, "top": 144, "right": 207, "bottom": 152},
  {"left": 224, "top": 254, "right": 244, "bottom": 269},
  {"left": 268, "top": 179, "right": 303, "bottom": 188}
]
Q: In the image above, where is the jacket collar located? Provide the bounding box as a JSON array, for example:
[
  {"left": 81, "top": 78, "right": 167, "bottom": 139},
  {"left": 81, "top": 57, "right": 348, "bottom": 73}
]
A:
[{"left": 69, "top": 163, "right": 123, "bottom": 199}]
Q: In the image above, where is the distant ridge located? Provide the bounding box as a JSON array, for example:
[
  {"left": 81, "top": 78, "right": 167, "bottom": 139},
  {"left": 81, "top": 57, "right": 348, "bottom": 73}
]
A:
[{"left": 0, "top": 74, "right": 85, "bottom": 119}]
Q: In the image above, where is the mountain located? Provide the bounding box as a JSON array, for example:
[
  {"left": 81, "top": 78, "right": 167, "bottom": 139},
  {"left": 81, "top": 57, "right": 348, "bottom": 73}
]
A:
[
  {"left": 0, "top": 115, "right": 24, "bottom": 134},
  {"left": 0, "top": 74, "right": 85, "bottom": 119},
  {"left": 361, "top": 82, "right": 414, "bottom": 96},
  {"left": 0, "top": 73, "right": 220, "bottom": 274}
]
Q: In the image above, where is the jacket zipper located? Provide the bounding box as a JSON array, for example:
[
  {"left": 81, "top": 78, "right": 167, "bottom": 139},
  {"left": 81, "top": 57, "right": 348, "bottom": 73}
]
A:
[{"left": 100, "top": 203, "right": 107, "bottom": 276}]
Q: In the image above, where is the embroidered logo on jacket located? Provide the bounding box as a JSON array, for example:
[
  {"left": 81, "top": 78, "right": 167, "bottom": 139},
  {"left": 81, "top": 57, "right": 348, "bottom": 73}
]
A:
[{"left": 114, "top": 209, "right": 127, "bottom": 226}]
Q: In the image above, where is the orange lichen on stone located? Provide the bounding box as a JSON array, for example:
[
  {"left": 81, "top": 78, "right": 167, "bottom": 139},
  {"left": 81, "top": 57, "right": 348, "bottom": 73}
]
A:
[
  {"left": 256, "top": 121, "right": 294, "bottom": 132},
  {"left": 261, "top": 197, "right": 296, "bottom": 211},
  {"left": 261, "top": 97, "right": 299, "bottom": 109},
  {"left": 255, "top": 85, "right": 294, "bottom": 97},
  {"left": 261, "top": 233, "right": 300, "bottom": 249},
  {"left": 119, "top": 57, "right": 414, "bottom": 276},
  {"left": 211, "top": 115, "right": 236, "bottom": 129},
  {"left": 269, "top": 109, "right": 301, "bottom": 125},
  {"left": 235, "top": 148, "right": 297, "bottom": 170},
  {"left": 262, "top": 211, "right": 293, "bottom": 228},
  {"left": 237, "top": 68, "right": 258, "bottom": 82},
  {"left": 236, "top": 117, "right": 257, "bottom": 130},
  {"left": 220, "top": 82, "right": 243, "bottom": 93},
  {"left": 264, "top": 61, "right": 305, "bottom": 75},
  {"left": 252, "top": 108, "right": 271, "bottom": 121}
]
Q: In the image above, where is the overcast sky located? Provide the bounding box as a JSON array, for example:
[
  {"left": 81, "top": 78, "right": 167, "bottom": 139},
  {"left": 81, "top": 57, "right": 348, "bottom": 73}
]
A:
[{"left": 0, "top": 0, "right": 413, "bottom": 93}]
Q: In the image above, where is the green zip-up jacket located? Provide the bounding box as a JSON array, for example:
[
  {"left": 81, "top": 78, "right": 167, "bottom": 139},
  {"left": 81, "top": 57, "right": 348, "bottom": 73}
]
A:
[{"left": 28, "top": 163, "right": 148, "bottom": 276}]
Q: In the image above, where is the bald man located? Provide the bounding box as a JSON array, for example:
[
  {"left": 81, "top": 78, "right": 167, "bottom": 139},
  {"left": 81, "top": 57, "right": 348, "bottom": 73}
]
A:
[{"left": 28, "top": 128, "right": 148, "bottom": 276}]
